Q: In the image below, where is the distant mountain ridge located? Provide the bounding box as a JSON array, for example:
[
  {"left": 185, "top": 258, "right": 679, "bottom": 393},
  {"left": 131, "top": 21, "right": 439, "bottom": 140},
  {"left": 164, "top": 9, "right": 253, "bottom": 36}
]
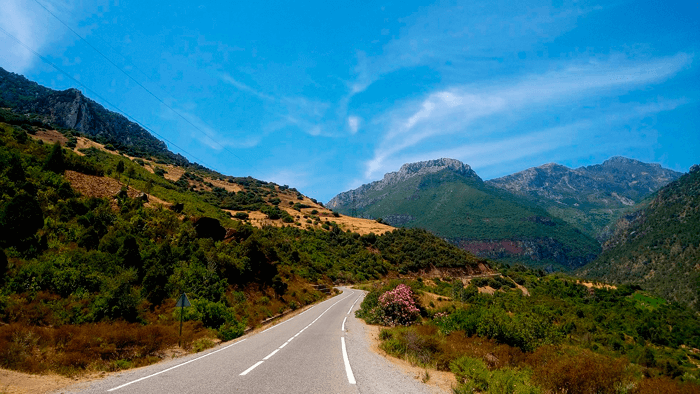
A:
[
  {"left": 579, "top": 165, "right": 700, "bottom": 310},
  {"left": 486, "top": 157, "right": 682, "bottom": 239},
  {"left": 0, "top": 66, "right": 186, "bottom": 164},
  {"left": 328, "top": 158, "right": 480, "bottom": 210},
  {"left": 328, "top": 158, "right": 602, "bottom": 270}
]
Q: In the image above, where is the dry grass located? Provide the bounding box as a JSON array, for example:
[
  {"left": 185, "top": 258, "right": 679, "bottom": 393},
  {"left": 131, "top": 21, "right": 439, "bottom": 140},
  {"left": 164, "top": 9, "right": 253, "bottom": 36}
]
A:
[
  {"left": 28, "top": 129, "right": 68, "bottom": 146},
  {"left": 204, "top": 177, "right": 243, "bottom": 193},
  {"left": 64, "top": 170, "right": 170, "bottom": 209},
  {"left": 577, "top": 280, "right": 618, "bottom": 290},
  {"left": 0, "top": 321, "right": 212, "bottom": 377}
]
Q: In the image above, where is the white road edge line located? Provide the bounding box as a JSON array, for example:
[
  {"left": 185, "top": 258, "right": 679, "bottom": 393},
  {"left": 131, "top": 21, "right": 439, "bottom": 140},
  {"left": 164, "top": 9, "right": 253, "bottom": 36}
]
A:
[
  {"left": 342, "top": 317, "right": 347, "bottom": 331},
  {"left": 107, "top": 338, "right": 247, "bottom": 391},
  {"left": 239, "top": 361, "right": 264, "bottom": 376},
  {"left": 341, "top": 337, "right": 356, "bottom": 384}
]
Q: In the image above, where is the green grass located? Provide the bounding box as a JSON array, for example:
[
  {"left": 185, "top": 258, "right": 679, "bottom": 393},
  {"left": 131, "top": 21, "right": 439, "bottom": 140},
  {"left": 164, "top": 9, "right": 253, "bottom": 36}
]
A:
[{"left": 631, "top": 292, "right": 667, "bottom": 310}]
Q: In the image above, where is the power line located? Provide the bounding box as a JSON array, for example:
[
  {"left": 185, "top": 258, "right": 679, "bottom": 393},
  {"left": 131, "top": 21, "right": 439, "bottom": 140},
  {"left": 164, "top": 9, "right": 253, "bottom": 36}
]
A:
[
  {"left": 32, "top": 0, "right": 249, "bottom": 167},
  {"left": 0, "top": 25, "right": 221, "bottom": 173}
]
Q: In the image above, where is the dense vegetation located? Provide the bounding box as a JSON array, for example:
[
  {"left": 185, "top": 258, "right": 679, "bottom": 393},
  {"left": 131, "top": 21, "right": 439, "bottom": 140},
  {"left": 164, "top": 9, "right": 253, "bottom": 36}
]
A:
[
  {"left": 580, "top": 169, "right": 700, "bottom": 311},
  {"left": 332, "top": 167, "right": 601, "bottom": 270},
  {"left": 357, "top": 272, "right": 700, "bottom": 393},
  {"left": 0, "top": 116, "right": 486, "bottom": 375}
]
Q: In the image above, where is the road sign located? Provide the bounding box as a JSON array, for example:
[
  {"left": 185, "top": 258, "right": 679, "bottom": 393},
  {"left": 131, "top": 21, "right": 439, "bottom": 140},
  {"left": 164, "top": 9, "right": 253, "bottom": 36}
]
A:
[
  {"left": 176, "top": 293, "right": 191, "bottom": 347},
  {"left": 176, "top": 293, "right": 191, "bottom": 307}
]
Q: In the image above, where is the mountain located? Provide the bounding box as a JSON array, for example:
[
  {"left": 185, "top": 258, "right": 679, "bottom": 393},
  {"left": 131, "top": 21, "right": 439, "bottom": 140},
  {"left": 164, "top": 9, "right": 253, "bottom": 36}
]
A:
[
  {"left": 578, "top": 165, "right": 700, "bottom": 311},
  {"left": 487, "top": 157, "right": 682, "bottom": 239},
  {"left": 328, "top": 158, "right": 601, "bottom": 270},
  {"left": 0, "top": 66, "right": 186, "bottom": 164}
]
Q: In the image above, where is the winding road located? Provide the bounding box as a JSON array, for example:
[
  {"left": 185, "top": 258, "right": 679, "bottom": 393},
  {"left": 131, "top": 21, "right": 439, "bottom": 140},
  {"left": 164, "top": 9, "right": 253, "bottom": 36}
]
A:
[{"left": 62, "top": 288, "right": 436, "bottom": 394}]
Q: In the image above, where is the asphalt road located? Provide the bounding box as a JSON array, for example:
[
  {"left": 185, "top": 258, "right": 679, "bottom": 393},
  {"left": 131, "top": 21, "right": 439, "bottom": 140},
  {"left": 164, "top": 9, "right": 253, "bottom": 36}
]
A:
[{"left": 61, "top": 288, "right": 434, "bottom": 394}]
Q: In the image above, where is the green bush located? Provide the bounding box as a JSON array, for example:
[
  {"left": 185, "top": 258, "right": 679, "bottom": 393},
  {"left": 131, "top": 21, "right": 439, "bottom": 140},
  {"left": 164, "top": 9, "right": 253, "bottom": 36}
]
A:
[
  {"left": 450, "top": 356, "right": 541, "bottom": 394},
  {"left": 218, "top": 320, "right": 246, "bottom": 342}
]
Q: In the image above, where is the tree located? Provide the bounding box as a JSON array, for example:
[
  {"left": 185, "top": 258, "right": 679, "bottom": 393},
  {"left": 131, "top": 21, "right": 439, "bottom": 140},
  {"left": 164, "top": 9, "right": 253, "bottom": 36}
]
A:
[
  {"left": 43, "top": 142, "right": 64, "bottom": 173},
  {"left": 142, "top": 242, "right": 174, "bottom": 306},
  {"left": 0, "top": 192, "right": 44, "bottom": 245},
  {"left": 0, "top": 249, "right": 7, "bottom": 284},
  {"left": 5, "top": 153, "right": 25, "bottom": 182},
  {"left": 117, "top": 235, "right": 142, "bottom": 269},
  {"left": 115, "top": 161, "right": 125, "bottom": 179}
]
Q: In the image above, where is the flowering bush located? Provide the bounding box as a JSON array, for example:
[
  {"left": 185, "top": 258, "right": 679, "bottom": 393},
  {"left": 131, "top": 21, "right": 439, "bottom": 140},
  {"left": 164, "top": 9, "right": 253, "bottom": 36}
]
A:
[{"left": 378, "top": 284, "right": 420, "bottom": 326}]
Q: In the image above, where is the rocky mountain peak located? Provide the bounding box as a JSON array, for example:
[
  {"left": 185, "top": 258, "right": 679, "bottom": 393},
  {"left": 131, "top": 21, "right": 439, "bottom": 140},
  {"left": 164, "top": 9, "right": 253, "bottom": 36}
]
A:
[
  {"left": 327, "top": 158, "right": 480, "bottom": 209},
  {"left": 392, "top": 158, "right": 478, "bottom": 181}
]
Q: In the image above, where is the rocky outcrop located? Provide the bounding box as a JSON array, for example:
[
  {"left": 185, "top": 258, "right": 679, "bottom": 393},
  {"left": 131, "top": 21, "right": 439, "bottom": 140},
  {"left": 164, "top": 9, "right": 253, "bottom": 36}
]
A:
[
  {"left": 487, "top": 156, "right": 682, "bottom": 208},
  {"left": 327, "top": 158, "right": 479, "bottom": 209},
  {"left": 0, "top": 67, "right": 185, "bottom": 164},
  {"left": 455, "top": 238, "right": 597, "bottom": 270}
]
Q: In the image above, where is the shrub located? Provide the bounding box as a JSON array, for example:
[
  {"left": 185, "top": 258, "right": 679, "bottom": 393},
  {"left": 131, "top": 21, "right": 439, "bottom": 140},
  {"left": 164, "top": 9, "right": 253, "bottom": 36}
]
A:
[
  {"left": 530, "top": 348, "right": 630, "bottom": 394},
  {"left": 234, "top": 212, "right": 249, "bottom": 220},
  {"left": 217, "top": 320, "right": 245, "bottom": 342},
  {"left": 378, "top": 284, "right": 421, "bottom": 326},
  {"left": 450, "top": 356, "right": 542, "bottom": 394}
]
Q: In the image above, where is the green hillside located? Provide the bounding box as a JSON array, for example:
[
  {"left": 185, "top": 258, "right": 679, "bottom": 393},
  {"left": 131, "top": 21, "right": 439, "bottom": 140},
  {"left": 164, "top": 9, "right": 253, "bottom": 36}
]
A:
[
  {"left": 579, "top": 168, "right": 700, "bottom": 311},
  {"left": 0, "top": 113, "right": 487, "bottom": 376},
  {"left": 331, "top": 162, "right": 600, "bottom": 270}
]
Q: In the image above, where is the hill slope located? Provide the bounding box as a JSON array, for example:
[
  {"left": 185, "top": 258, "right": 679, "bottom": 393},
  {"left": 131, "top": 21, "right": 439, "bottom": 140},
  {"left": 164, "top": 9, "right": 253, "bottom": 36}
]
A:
[
  {"left": 579, "top": 165, "right": 700, "bottom": 311},
  {"left": 487, "top": 157, "right": 682, "bottom": 239},
  {"left": 0, "top": 66, "right": 185, "bottom": 164},
  {"left": 0, "top": 102, "right": 491, "bottom": 376},
  {"left": 328, "top": 158, "right": 601, "bottom": 270}
]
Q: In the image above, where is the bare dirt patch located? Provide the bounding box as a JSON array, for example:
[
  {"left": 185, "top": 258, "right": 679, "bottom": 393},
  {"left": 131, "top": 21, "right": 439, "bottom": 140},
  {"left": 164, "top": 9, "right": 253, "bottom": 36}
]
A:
[
  {"left": 0, "top": 368, "right": 77, "bottom": 394},
  {"left": 577, "top": 281, "right": 617, "bottom": 290},
  {"left": 204, "top": 177, "right": 243, "bottom": 193},
  {"left": 28, "top": 129, "right": 68, "bottom": 146},
  {"left": 363, "top": 322, "right": 454, "bottom": 394},
  {"left": 224, "top": 206, "right": 394, "bottom": 236},
  {"left": 161, "top": 165, "right": 185, "bottom": 182},
  {"left": 74, "top": 136, "right": 108, "bottom": 154},
  {"left": 64, "top": 170, "right": 170, "bottom": 209}
]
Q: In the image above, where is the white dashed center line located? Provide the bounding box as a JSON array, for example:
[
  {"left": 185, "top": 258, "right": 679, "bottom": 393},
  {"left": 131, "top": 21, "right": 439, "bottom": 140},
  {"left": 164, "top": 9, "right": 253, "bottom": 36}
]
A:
[{"left": 238, "top": 291, "right": 353, "bottom": 376}]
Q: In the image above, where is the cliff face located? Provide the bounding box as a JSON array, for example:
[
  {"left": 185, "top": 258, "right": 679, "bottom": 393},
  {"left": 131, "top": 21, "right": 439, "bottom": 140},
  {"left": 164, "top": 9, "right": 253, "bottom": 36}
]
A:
[{"left": 0, "top": 67, "right": 183, "bottom": 163}]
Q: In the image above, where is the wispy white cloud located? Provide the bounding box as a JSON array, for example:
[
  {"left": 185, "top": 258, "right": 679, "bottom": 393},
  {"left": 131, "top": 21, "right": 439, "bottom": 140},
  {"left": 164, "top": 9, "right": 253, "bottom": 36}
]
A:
[
  {"left": 220, "top": 72, "right": 334, "bottom": 137},
  {"left": 263, "top": 169, "right": 310, "bottom": 189},
  {"left": 159, "top": 103, "right": 262, "bottom": 150},
  {"left": 220, "top": 72, "right": 275, "bottom": 101},
  {"left": 363, "top": 53, "right": 693, "bottom": 180},
  {"left": 350, "top": 1, "right": 602, "bottom": 97},
  {"left": 0, "top": 0, "right": 105, "bottom": 73},
  {"left": 347, "top": 116, "right": 360, "bottom": 134}
]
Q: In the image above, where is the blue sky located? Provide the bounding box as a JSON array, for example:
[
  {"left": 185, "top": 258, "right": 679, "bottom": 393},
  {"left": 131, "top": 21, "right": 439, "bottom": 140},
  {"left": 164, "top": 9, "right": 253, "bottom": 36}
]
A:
[{"left": 1, "top": 0, "right": 698, "bottom": 202}]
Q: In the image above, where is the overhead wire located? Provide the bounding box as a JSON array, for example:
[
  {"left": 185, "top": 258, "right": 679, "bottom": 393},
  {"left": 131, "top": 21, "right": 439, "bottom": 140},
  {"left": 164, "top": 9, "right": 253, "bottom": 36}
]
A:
[
  {"left": 0, "top": 25, "right": 222, "bottom": 173},
  {"left": 32, "top": 0, "right": 249, "bottom": 167}
]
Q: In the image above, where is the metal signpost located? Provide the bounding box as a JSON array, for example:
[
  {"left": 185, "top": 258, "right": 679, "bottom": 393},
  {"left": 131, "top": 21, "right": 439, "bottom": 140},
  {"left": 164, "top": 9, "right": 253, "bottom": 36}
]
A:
[{"left": 175, "top": 292, "right": 191, "bottom": 347}]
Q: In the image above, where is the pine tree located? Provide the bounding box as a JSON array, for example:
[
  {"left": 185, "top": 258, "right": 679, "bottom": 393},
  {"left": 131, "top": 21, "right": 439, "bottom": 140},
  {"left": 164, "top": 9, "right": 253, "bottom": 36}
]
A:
[{"left": 43, "top": 142, "right": 64, "bottom": 173}]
